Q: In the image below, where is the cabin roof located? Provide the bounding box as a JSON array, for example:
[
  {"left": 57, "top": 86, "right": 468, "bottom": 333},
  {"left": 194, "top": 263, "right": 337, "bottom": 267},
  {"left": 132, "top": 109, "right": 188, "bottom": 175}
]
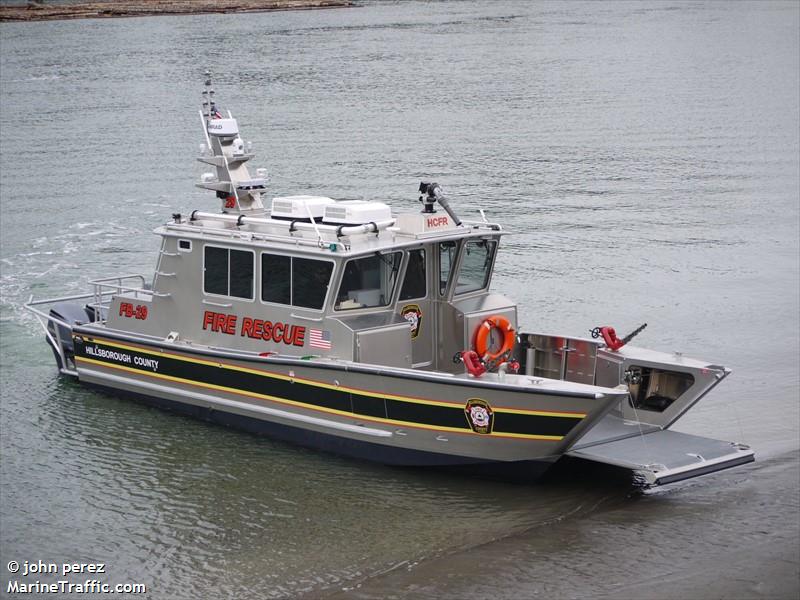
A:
[{"left": 158, "top": 210, "right": 505, "bottom": 257}]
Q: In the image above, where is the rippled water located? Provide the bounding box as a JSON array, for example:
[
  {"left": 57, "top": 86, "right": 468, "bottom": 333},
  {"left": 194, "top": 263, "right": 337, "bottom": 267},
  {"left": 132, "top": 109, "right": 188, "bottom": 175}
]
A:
[{"left": 1, "top": 1, "right": 798, "bottom": 598}]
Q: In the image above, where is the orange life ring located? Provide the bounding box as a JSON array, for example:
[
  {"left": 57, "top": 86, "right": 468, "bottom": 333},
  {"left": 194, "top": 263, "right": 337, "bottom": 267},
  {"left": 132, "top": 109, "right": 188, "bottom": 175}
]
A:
[{"left": 474, "top": 315, "right": 516, "bottom": 361}]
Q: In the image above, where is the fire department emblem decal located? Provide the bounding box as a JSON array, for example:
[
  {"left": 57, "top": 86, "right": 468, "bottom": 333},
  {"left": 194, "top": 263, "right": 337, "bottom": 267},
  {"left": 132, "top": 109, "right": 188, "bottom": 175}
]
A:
[
  {"left": 401, "top": 304, "right": 423, "bottom": 340},
  {"left": 464, "top": 398, "right": 494, "bottom": 434}
]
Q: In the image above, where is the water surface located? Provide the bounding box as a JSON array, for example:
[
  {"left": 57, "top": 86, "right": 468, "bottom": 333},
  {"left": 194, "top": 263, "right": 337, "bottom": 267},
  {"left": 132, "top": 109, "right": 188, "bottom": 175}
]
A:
[{"left": 1, "top": 1, "right": 798, "bottom": 598}]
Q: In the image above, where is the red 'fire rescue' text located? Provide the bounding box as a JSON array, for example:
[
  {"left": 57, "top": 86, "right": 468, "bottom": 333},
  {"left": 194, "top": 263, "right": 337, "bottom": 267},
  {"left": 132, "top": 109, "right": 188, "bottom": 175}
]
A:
[{"left": 202, "top": 311, "right": 306, "bottom": 346}]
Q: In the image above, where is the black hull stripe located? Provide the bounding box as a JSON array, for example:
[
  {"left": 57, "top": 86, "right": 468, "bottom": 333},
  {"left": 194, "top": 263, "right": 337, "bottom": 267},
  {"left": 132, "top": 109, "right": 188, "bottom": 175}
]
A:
[
  {"left": 85, "top": 381, "right": 556, "bottom": 478},
  {"left": 75, "top": 338, "right": 583, "bottom": 439},
  {"left": 75, "top": 324, "right": 599, "bottom": 400}
]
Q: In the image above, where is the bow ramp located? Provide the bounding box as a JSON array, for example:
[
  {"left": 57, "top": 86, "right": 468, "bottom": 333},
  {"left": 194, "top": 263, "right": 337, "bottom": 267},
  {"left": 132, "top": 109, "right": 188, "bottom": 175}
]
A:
[{"left": 566, "top": 419, "right": 754, "bottom": 487}]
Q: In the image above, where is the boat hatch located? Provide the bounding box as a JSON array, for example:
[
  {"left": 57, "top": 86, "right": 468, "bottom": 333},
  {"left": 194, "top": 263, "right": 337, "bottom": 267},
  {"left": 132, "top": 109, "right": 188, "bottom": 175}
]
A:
[{"left": 566, "top": 429, "right": 754, "bottom": 487}]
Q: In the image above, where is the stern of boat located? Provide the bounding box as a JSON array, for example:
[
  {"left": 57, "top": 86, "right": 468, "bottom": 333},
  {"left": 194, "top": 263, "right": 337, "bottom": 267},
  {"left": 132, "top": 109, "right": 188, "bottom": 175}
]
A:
[{"left": 24, "top": 274, "right": 149, "bottom": 376}]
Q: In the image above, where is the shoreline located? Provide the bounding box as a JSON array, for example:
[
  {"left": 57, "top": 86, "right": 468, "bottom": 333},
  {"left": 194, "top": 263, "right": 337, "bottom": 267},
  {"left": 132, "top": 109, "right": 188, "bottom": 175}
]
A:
[{"left": 0, "top": 0, "right": 352, "bottom": 22}]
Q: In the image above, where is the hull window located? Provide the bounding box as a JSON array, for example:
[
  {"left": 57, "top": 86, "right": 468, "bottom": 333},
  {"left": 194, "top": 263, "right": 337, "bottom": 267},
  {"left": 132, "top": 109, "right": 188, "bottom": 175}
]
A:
[{"left": 203, "top": 245, "right": 254, "bottom": 300}]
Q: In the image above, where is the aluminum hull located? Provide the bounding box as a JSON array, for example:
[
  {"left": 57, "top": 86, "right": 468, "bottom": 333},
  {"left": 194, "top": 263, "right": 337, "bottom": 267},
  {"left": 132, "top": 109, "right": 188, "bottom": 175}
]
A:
[
  {"left": 71, "top": 327, "right": 625, "bottom": 472},
  {"left": 83, "top": 382, "right": 555, "bottom": 480}
]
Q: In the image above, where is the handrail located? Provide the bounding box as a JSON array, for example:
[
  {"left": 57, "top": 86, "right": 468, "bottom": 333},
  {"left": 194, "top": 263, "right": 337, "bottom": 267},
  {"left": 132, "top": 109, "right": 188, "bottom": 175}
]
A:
[
  {"left": 25, "top": 290, "right": 106, "bottom": 307},
  {"left": 290, "top": 313, "right": 324, "bottom": 322},
  {"left": 91, "top": 274, "right": 170, "bottom": 300},
  {"left": 24, "top": 300, "right": 80, "bottom": 326},
  {"left": 163, "top": 223, "right": 348, "bottom": 251},
  {"left": 23, "top": 296, "right": 79, "bottom": 377},
  {"left": 202, "top": 299, "right": 232, "bottom": 308},
  {"left": 90, "top": 274, "right": 147, "bottom": 286},
  {"left": 460, "top": 219, "right": 502, "bottom": 231},
  {"left": 189, "top": 210, "right": 395, "bottom": 238},
  {"left": 23, "top": 273, "right": 163, "bottom": 317},
  {"left": 23, "top": 273, "right": 159, "bottom": 375}
]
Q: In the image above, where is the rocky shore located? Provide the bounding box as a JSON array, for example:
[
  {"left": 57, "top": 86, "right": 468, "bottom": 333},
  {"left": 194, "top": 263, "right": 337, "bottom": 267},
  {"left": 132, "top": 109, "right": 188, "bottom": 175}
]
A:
[{"left": 0, "top": 0, "right": 352, "bottom": 22}]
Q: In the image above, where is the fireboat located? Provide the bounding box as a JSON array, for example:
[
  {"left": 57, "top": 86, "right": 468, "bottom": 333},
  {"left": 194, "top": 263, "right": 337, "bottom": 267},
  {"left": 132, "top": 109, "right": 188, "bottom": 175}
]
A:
[{"left": 25, "top": 74, "right": 753, "bottom": 485}]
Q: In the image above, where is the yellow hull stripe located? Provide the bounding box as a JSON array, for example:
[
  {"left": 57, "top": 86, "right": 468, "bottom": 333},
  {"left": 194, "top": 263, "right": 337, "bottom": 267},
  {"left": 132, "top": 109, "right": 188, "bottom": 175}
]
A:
[
  {"left": 80, "top": 335, "right": 587, "bottom": 420},
  {"left": 76, "top": 356, "right": 565, "bottom": 441}
]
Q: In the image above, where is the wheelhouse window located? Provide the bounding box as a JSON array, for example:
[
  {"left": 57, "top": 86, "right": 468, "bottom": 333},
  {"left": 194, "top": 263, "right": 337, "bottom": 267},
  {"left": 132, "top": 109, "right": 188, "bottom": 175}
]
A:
[
  {"left": 261, "top": 253, "right": 333, "bottom": 311},
  {"left": 438, "top": 241, "right": 458, "bottom": 296},
  {"left": 335, "top": 252, "right": 402, "bottom": 310},
  {"left": 203, "top": 246, "right": 254, "bottom": 300},
  {"left": 399, "top": 249, "right": 426, "bottom": 301},
  {"left": 455, "top": 240, "right": 496, "bottom": 295}
]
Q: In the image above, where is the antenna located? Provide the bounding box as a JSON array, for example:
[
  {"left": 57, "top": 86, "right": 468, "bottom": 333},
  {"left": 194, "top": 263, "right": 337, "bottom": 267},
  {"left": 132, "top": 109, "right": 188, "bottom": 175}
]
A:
[{"left": 202, "top": 70, "right": 216, "bottom": 118}]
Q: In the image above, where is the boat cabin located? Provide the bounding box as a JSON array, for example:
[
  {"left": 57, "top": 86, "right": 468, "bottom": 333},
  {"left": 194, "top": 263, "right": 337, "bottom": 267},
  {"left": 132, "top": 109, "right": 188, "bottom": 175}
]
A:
[
  {"left": 103, "top": 193, "right": 516, "bottom": 374},
  {"left": 97, "top": 86, "right": 519, "bottom": 374}
]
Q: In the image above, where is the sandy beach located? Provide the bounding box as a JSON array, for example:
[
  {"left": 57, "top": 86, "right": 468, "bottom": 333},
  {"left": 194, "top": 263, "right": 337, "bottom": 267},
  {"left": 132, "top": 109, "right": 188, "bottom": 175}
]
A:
[{"left": 0, "top": 0, "right": 351, "bottom": 22}]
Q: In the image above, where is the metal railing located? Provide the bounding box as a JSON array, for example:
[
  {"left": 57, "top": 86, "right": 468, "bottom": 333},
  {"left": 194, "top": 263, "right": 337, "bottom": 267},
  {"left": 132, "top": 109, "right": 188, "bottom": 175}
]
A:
[
  {"left": 23, "top": 273, "right": 160, "bottom": 377},
  {"left": 87, "top": 273, "right": 171, "bottom": 317}
]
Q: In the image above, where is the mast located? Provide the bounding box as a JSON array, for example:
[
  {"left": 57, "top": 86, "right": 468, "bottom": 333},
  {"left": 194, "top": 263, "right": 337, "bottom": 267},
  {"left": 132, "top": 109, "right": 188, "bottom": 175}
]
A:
[
  {"left": 196, "top": 71, "right": 267, "bottom": 216},
  {"left": 202, "top": 70, "right": 215, "bottom": 118}
]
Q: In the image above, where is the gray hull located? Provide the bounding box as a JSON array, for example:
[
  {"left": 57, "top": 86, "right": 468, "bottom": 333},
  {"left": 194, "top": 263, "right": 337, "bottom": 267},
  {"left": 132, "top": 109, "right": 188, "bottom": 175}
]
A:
[{"left": 72, "top": 327, "right": 625, "bottom": 470}]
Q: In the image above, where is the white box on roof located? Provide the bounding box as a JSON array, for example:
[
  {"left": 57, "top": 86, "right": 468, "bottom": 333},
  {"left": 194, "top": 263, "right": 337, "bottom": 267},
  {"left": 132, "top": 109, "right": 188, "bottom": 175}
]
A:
[
  {"left": 271, "top": 195, "right": 336, "bottom": 220},
  {"left": 322, "top": 201, "right": 392, "bottom": 225},
  {"left": 207, "top": 118, "right": 239, "bottom": 137}
]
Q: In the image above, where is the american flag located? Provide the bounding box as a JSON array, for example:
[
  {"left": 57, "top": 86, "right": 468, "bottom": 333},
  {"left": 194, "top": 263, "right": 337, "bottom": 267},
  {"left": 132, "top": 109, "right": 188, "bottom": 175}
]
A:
[{"left": 309, "top": 329, "right": 332, "bottom": 350}]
